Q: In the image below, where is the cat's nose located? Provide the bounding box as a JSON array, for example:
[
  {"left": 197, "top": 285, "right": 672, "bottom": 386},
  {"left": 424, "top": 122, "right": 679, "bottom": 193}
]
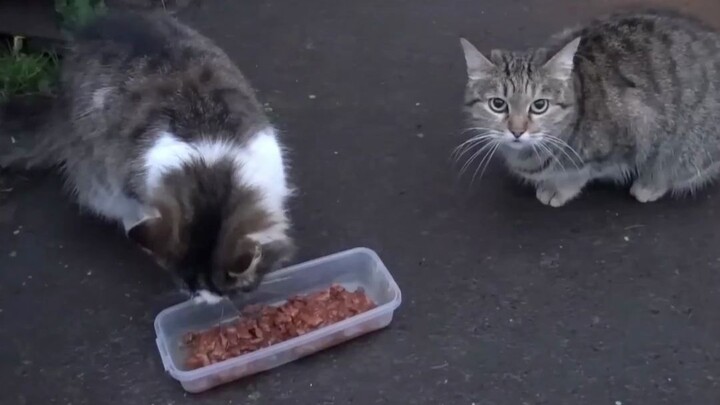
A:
[{"left": 510, "top": 130, "right": 524, "bottom": 139}]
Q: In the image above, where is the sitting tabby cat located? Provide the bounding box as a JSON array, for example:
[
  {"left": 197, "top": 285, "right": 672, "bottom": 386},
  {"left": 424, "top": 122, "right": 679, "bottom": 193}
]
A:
[
  {"left": 0, "top": 12, "right": 294, "bottom": 302},
  {"left": 459, "top": 10, "right": 720, "bottom": 207}
]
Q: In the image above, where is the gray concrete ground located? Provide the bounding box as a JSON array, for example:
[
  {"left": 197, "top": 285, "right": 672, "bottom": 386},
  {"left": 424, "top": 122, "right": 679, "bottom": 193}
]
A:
[{"left": 2, "top": 0, "right": 720, "bottom": 404}]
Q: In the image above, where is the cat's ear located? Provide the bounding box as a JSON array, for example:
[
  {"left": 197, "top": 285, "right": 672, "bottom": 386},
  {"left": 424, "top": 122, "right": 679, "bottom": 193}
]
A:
[
  {"left": 126, "top": 211, "right": 168, "bottom": 255},
  {"left": 127, "top": 217, "right": 161, "bottom": 253},
  {"left": 227, "top": 238, "right": 262, "bottom": 278},
  {"left": 543, "top": 37, "right": 581, "bottom": 81},
  {"left": 460, "top": 38, "right": 495, "bottom": 80}
]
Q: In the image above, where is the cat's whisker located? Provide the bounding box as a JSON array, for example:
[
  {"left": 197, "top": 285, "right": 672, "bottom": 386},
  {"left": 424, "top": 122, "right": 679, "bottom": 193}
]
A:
[
  {"left": 533, "top": 142, "right": 561, "bottom": 173},
  {"left": 459, "top": 141, "right": 496, "bottom": 176},
  {"left": 452, "top": 135, "right": 495, "bottom": 160},
  {"left": 459, "top": 142, "right": 493, "bottom": 176},
  {"left": 545, "top": 135, "right": 583, "bottom": 163},
  {"left": 542, "top": 135, "right": 584, "bottom": 167},
  {"left": 471, "top": 141, "right": 501, "bottom": 185},
  {"left": 457, "top": 131, "right": 497, "bottom": 142},
  {"left": 452, "top": 134, "right": 493, "bottom": 154},
  {"left": 454, "top": 134, "right": 498, "bottom": 165},
  {"left": 453, "top": 141, "right": 491, "bottom": 164},
  {"left": 453, "top": 142, "right": 481, "bottom": 165},
  {"left": 535, "top": 142, "right": 562, "bottom": 173},
  {"left": 539, "top": 142, "right": 568, "bottom": 174},
  {"left": 541, "top": 141, "right": 573, "bottom": 172},
  {"left": 539, "top": 136, "right": 582, "bottom": 170}
]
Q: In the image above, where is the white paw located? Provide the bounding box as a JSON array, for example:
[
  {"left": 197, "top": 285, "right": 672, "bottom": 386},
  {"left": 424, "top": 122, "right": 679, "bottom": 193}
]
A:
[
  {"left": 536, "top": 186, "right": 579, "bottom": 207},
  {"left": 193, "top": 290, "right": 223, "bottom": 304},
  {"left": 629, "top": 183, "right": 666, "bottom": 203}
]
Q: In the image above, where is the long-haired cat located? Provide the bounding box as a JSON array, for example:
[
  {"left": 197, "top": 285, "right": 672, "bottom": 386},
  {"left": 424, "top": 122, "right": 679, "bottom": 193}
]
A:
[
  {"left": 0, "top": 12, "right": 294, "bottom": 302},
  {"left": 458, "top": 10, "right": 720, "bottom": 207}
]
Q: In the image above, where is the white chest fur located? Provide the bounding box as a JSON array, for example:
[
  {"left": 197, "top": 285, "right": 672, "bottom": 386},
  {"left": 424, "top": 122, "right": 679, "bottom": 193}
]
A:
[{"left": 141, "top": 127, "right": 290, "bottom": 238}]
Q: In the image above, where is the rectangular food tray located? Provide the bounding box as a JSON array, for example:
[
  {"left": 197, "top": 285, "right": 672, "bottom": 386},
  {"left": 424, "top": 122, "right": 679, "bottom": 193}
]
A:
[{"left": 154, "top": 247, "right": 402, "bottom": 393}]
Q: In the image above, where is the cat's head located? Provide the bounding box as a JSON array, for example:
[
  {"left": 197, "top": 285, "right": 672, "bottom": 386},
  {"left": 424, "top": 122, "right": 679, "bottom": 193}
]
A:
[
  {"left": 459, "top": 37, "right": 580, "bottom": 150},
  {"left": 126, "top": 160, "right": 294, "bottom": 301}
]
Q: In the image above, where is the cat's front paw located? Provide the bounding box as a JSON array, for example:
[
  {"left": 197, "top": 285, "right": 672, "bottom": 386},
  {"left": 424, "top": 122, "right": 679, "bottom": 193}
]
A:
[
  {"left": 536, "top": 184, "right": 581, "bottom": 207},
  {"left": 629, "top": 182, "right": 666, "bottom": 203}
]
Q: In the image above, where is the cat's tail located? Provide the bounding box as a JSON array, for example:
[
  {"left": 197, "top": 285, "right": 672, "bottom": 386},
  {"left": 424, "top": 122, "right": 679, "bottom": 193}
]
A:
[{"left": 0, "top": 93, "right": 69, "bottom": 170}]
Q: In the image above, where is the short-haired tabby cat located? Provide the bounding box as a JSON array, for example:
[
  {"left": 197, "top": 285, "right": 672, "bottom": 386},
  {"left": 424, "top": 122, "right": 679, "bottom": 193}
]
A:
[
  {"left": 459, "top": 10, "right": 720, "bottom": 207},
  {"left": 0, "top": 12, "right": 294, "bottom": 302}
]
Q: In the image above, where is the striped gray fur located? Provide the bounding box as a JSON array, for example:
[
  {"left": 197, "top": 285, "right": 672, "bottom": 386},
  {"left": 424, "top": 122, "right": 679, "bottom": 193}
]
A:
[{"left": 459, "top": 10, "right": 720, "bottom": 207}]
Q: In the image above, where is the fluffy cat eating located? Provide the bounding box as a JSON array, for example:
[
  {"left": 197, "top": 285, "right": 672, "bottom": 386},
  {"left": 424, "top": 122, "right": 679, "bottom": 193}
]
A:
[{"left": 0, "top": 12, "right": 294, "bottom": 301}]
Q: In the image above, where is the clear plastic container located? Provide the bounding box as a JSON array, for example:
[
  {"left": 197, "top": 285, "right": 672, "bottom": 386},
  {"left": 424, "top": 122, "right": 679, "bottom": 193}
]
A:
[{"left": 154, "top": 247, "right": 402, "bottom": 393}]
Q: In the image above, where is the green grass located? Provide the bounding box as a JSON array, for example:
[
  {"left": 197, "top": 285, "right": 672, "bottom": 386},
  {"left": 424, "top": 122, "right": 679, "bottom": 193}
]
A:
[
  {"left": 0, "top": 39, "right": 59, "bottom": 102},
  {"left": 0, "top": 0, "right": 107, "bottom": 102}
]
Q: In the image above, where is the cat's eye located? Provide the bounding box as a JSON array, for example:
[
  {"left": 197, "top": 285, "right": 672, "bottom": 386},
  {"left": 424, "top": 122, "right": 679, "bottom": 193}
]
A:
[
  {"left": 530, "top": 99, "right": 549, "bottom": 114},
  {"left": 488, "top": 98, "right": 507, "bottom": 113}
]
